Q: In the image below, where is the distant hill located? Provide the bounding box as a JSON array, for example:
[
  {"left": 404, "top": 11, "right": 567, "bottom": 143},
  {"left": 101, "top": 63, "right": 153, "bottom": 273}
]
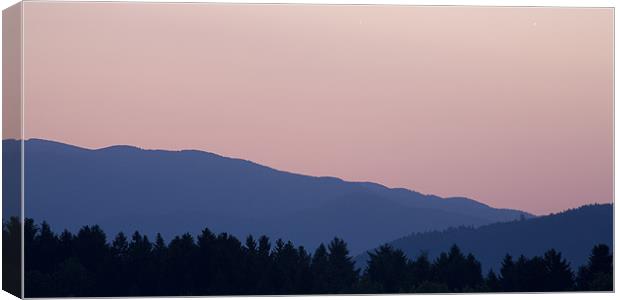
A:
[
  {"left": 355, "top": 204, "right": 613, "bottom": 271},
  {"left": 6, "top": 139, "right": 532, "bottom": 253}
]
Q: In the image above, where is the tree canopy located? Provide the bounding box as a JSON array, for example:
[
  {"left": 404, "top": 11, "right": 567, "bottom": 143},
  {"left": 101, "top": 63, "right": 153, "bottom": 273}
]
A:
[{"left": 2, "top": 218, "right": 611, "bottom": 297}]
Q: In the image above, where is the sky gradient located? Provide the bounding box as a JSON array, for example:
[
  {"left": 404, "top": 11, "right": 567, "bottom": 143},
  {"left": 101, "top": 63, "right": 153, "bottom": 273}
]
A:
[{"left": 22, "top": 3, "right": 613, "bottom": 215}]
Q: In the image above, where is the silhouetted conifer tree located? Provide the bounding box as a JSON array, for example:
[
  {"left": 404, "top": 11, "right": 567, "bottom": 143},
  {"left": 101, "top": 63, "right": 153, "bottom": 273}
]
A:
[
  {"left": 543, "top": 249, "right": 574, "bottom": 291},
  {"left": 74, "top": 225, "right": 109, "bottom": 296},
  {"left": 296, "top": 246, "right": 314, "bottom": 293},
  {"left": 485, "top": 270, "right": 501, "bottom": 292},
  {"left": 195, "top": 227, "right": 216, "bottom": 294},
  {"left": 127, "top": 231, "right": 153, "bottom": 294},
  {"left": 310, "top": 244, "right": 330, "bottom": 293},
  {"left": 23, "top": 218, "right": 38, "bottom": 272},
  {"left": 432, "top": 245, "right": 482, "bottom": 292},
  {"left": 272, "top": 239, "right": 299, "bottom": 294},
  {"left": 410, "top": 253, "right": 432, "bottom": 288},
  {"left": 109, "top": 232, "right": 129, "bottom": 295},
  {"left": 151, "top": 233, "right": 167, "bottom": 295},
  {"left": 326, "top": 237, "right": 359, "bottom": 293},
  {"left": 364, "top": 244, "right": 410, "bottom": 293},
  {"left": 518, "top": 255, "right": 547, "bottom": 291},
  {"left": 164, "top": 233, "right": 198, "bottom": 295},
  {"left": 499, "top": 254, "right": 517, "bottom": 292},
  {"left": 255, "top": 235, "right": 274, "bottom": 293},
  {"left": 242, "top": 235, "right": 259, "bottom": 293},
  {"left": 2, "top": 217, "right": 22, "bottom": 297},
  {"left": 576, "top": 244, "right": 613, "bottom": 291},
  {"left": 34, "top": 222, "right": 60, "bottom": 273},
  {"left": 17, "top": 218, "right": 607, "bottom": 296}
]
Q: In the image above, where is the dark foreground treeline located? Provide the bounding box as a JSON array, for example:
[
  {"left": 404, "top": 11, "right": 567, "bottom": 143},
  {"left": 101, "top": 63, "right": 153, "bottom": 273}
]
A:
[{"left": 2, "top": 217, "right": 613, "bottom": 297}]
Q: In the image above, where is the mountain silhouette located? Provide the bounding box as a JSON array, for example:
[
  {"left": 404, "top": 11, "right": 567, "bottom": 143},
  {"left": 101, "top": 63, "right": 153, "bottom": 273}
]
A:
[
  {"left": 355, "top": 204, "right": 612, "bottom": 271},
  {"left": 8, "top": 139, "right": 532, "bottom": 253}
]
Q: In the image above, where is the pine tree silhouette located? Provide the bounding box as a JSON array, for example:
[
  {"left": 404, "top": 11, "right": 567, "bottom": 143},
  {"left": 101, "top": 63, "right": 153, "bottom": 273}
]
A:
[
  {"left": 576, "top": 244, "right": 613, "bottom": 291},
  {"left": 2, "top": 217, "right": 22, "bottom": 297},
  {"left": 364, "top": 244, "right": 410, "bottom": 292},
  {"left": 310, "top": 244, "right": 330, "bottom": 293},
  {"left": 432, "top": 244, "right": 482, "bottom": 291},
  {"left": 15, "top": 218, "right": 608, "bottom": 296},
  {"left": 410, "top": 252, "right": 432, "bottom": 289},
  {"left": 326, "top": 237, "right": 359, "bottom": 293},
  {"left": 485, "top": 270, "right": 501, "bottom": 292},
  {"left": 499, "top": 254, "right": 516, "bottom": 292},
  {"left": 543, "top": 249, "right": 574, "bottom": 291}
]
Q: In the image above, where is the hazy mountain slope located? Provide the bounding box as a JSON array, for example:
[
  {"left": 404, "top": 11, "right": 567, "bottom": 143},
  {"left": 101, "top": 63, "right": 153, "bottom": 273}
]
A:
[
  {"left": 356, "top": 204, "right": 613, "bottom": 271},
  {"left": 2, "top": 140, "right": 21, "bottom": 219},
  {"left": 12, "top": 139, "right": 532, "bottom": 253}
]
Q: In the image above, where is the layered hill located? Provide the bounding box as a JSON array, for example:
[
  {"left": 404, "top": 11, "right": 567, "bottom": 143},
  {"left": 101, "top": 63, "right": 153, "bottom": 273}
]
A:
[
  {"left": 6, "top": 139, "right": 532, "bottom": 253},
  {"left": 356, "top": 204, "right": 613, "bottom": 271}
]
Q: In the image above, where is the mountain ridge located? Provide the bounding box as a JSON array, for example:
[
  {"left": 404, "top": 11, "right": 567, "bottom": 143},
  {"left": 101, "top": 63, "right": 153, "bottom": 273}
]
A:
[
  {"left": 355, "top": 203, "right": 613, "bottom": 271},
  {"left": 20, "top": 138, "right": 533, "bottom": 214},
  {"left": 6, "top": 138, "right": 534, "bottom": 253}
]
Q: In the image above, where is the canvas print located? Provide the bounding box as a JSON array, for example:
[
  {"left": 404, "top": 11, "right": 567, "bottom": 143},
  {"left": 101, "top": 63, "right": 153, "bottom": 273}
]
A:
[{"left": 2, "top": 1, "right": 614, "bottom": 297}]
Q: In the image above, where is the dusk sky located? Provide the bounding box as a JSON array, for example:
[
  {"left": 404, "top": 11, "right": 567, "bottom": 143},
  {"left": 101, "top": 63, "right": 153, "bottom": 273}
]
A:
[{"left": 22, "top": 3, "right": 612, "bottom": 215}]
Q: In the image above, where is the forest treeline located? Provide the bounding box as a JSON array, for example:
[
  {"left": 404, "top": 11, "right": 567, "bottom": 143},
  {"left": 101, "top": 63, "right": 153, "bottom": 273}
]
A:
[{"left": 2, "top": 217, "right": 613, "bottom": 297}]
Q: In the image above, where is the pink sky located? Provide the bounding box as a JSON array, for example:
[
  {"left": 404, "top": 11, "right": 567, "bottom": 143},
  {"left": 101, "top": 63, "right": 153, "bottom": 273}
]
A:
[{"left": 21, "top": 3, "right": 612, "bottom": 215}]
